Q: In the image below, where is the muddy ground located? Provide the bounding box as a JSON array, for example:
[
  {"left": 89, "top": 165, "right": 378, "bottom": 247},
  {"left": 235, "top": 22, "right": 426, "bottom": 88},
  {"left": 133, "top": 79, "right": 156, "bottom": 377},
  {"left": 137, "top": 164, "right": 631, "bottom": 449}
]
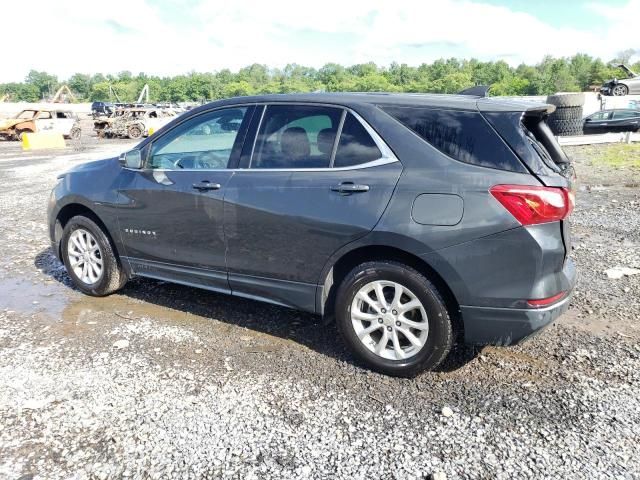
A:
[{"left": 0, "top": 134, "right": 638, "bottom": 479}]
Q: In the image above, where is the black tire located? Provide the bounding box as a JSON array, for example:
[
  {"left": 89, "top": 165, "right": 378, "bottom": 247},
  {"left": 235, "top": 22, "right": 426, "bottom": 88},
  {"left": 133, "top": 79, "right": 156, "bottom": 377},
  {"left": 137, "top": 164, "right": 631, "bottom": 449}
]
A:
[
  {"left": 335, "top": 261, "right": 453, "bottom": 377},
  {"left": 550, "top": 106, "right": 582, "bottom": 121},
  {"left": 546, "top": 92, "right": 585, "bottom": 108},
  {"left": 548, "top": 118, "right": 583, "bottom": 136},
  {"left": 60, "top": 215, "right": 127, "bottom": 296}
]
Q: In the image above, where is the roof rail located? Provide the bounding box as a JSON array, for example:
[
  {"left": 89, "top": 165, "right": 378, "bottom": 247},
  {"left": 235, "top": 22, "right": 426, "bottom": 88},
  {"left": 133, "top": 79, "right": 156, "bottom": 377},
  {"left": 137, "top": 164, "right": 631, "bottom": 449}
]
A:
[{"left": 458, "top": 85, "right": 490, "bottom": 97}]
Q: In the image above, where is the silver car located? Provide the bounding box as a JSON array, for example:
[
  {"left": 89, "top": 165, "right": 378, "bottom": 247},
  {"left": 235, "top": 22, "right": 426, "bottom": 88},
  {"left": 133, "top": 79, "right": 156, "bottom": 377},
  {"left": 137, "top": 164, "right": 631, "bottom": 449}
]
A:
[{"left": 601, "top": 64, "right": 640, "bottom": 96}]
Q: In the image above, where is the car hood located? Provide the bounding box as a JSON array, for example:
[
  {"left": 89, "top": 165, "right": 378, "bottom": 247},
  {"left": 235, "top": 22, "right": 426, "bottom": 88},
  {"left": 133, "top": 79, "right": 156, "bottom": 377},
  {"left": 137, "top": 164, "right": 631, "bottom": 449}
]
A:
[
  {"left": 64, "top": 157, "right": 119, "bottom": 175},
  {"left": 0, "top": 118, "right": 25, "bottom": 130}
]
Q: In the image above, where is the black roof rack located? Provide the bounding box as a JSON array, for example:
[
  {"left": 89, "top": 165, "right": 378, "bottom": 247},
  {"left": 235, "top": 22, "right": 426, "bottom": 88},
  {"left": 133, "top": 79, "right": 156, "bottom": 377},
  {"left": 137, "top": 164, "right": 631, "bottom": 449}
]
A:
[{"left": 457, "top": 85, "right": 490, "bottom": 97}]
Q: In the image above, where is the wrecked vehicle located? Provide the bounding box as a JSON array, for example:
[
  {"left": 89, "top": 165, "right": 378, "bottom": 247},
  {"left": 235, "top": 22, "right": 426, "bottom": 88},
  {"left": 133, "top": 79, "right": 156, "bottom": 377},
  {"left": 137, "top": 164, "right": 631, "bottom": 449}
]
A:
[
  {"left": 600, "top": 64, "right": 640, "bottom": 96},
  {"left": 0, "top": 109, "right": 81, "bottom": 141},
  {"left": 95, "top": 108, "right": 176, "bottom": 139}
]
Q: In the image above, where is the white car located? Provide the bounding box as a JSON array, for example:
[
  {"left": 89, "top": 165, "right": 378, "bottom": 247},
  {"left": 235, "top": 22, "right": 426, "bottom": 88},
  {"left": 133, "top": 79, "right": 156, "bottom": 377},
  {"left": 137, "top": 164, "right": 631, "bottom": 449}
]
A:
[{"left": 0, "top": 109, "right": 81, "bottom": 140}]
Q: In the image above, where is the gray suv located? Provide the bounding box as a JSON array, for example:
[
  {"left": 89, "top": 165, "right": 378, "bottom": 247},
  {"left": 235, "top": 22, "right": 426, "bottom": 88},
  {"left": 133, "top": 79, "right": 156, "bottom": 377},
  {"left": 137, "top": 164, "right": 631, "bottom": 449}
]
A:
[{"left": 48, "top": 92, "right": 576, "bottom": 376}]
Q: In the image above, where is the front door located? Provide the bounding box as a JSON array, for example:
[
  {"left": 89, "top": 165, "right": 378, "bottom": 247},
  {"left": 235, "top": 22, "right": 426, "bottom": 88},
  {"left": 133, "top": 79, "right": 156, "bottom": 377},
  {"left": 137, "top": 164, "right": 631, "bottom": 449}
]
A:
[
  {"left": 224, "top": 104, "right": 402, "bottom": 311},
  {"left": 117, "top": 106, "right": 254, "bottom": 292}
]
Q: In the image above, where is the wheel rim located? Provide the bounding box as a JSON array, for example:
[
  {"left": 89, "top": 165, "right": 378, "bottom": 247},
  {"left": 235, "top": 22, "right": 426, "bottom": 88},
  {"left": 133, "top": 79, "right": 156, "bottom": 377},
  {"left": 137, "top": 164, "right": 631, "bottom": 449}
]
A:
[
  {"left": 67, "top": 229, "right": 103, "bottom": 285},
  {"left": 351, "top": 280, "right": 429, "bottom": 361},
  {"left": 613, "top": 85, "right": 627, "bottom": 96}
]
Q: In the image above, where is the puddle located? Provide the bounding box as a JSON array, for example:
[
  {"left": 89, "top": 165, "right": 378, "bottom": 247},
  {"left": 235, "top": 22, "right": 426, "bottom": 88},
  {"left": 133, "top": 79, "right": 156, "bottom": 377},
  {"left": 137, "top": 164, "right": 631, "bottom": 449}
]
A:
[
  {"left": 0, "top": 276, "right": 69, "bottom": 316},
  {"left": 60, "top": 293, "right": 195, "bottom": 326}
]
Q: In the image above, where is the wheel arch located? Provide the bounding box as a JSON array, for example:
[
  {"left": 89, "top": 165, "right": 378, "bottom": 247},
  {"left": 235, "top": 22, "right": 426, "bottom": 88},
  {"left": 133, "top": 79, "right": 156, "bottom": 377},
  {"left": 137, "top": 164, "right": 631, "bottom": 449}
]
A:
[
  {"left": 318, "top": 243, "right": 463, "bottom": 340},
  {"left": 54, "top": 202, "right": 121, "bottom": 261}
]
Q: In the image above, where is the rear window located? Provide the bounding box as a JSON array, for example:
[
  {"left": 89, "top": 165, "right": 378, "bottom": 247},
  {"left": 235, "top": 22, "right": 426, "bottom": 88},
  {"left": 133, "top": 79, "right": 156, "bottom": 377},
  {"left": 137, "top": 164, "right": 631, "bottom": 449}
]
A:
[{"left": 381, "top": 106, "right": 522, "bottom": 172}]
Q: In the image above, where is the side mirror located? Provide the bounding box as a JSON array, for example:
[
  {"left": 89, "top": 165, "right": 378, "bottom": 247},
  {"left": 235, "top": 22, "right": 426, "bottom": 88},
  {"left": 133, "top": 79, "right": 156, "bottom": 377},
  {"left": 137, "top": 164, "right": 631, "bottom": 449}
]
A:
[
  {"left": 585, "top": 118, "right": 592, "bottom": 122},
  {"left": 119, "top": 150, "right": 143, "bottom": 169}
]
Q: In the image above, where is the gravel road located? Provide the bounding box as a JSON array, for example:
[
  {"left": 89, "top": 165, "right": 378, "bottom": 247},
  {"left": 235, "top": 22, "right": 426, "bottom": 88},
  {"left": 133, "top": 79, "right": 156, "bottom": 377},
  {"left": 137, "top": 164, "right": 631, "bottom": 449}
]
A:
[{"left": 0, "top": 137, "right": 638, "bottom": 480}]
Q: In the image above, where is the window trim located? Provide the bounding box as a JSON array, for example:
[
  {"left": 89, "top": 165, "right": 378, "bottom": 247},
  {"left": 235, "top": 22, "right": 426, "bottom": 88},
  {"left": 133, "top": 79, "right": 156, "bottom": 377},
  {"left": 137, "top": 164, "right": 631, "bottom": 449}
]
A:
[
  {"left": 139, "top": 102, "right": 399, "bottom": 172},
  {"left": 246, "top": 102, "right": 398, "bottom": 172}
]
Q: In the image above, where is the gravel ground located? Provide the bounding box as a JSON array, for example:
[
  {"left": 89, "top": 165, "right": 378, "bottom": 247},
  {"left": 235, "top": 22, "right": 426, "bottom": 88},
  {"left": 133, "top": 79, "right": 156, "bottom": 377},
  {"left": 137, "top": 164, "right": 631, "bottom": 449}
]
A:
[{"left": 0, "top": 136, "right": 639, "bottom": 479}]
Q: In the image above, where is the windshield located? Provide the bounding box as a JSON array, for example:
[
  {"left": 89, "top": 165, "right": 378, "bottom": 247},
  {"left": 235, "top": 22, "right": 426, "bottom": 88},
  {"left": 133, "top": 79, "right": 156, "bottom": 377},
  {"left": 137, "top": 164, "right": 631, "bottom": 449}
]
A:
[{"left": 16, "top": 110, "right": 37, "bottom": 119}]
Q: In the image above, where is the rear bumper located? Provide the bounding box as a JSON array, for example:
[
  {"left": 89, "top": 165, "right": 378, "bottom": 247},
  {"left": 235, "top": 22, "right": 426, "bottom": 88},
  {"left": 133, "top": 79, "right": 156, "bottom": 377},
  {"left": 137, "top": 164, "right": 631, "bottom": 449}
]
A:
[{"left": 461, "top": 258, "right": 577, "bottom": 346}]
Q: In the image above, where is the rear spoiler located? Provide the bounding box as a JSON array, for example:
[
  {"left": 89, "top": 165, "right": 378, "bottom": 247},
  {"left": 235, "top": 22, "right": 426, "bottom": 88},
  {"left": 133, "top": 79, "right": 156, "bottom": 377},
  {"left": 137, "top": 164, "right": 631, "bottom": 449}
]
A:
[
  {"left": 458, "top": 85, "right": 490, "bottom": 97},
  {"left": 476, "top": 97, "right": 556, "bottom": 115}
]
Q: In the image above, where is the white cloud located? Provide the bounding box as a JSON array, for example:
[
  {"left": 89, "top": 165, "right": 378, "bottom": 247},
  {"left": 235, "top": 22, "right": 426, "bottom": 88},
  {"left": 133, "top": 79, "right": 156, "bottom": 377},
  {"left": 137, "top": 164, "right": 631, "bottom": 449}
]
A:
[{"left": 1, "top": 0, "right": 638, "bottom": 82}]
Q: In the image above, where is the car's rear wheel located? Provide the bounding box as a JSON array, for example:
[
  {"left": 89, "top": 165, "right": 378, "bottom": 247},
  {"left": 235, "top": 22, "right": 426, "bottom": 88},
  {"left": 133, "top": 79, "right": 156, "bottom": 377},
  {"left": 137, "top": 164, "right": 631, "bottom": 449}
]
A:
[
  {"left": 612, "top": 84, "right": 628, "bottom": 96},
  {"left": 70, "top": 127, "right": 81, "bottom": 140},
  {"left": 335, "top": 261, "right": 453, "bottom": 377},
  {"left": 128, "top": 124, "right": 143, "bottom": 139},
  {"left": 61, "top": 215, "right": 127, "bottom": 296}
]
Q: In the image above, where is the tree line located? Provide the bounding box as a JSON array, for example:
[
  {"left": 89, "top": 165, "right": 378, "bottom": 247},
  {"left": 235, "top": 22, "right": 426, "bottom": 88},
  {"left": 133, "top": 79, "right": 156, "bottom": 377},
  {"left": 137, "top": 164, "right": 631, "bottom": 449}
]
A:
[{"left": 2, "top": 52, "right": 639, "bottom": 103}]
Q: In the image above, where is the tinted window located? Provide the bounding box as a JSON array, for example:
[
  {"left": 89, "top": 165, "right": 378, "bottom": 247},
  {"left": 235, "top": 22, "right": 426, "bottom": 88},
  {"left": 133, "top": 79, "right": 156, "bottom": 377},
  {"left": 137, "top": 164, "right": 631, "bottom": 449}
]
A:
[
  {"left": 334, "top": 113, "right": 382, "bottom": 167},
  {"left": 590, "top": 111, "right": 612, "bottom": 120},
  {"left": 252, "top": 105, "right": 342, "bottom": 169},
  {"left": 613, "top": 110, "right": 640, "bottom": 119},
  {"left": 149, "top": 107, "right": 247, "bottom": 170},
  {"left": 382, "top": 106, "right": 521, "bottom": 171}
]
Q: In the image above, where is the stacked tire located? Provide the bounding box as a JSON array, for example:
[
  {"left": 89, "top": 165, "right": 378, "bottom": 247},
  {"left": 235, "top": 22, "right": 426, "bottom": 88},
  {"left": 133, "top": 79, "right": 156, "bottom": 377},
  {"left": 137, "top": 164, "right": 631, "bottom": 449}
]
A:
[{"left": 545, "top": 93, "right": 585, "bottom": 137}]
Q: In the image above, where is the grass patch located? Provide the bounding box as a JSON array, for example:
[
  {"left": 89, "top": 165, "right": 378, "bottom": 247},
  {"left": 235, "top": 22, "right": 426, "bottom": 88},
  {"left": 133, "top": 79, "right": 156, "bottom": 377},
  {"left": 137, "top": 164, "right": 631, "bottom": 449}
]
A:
[{"left": 590, "top": 143, "right": 640, "bottom": 168}]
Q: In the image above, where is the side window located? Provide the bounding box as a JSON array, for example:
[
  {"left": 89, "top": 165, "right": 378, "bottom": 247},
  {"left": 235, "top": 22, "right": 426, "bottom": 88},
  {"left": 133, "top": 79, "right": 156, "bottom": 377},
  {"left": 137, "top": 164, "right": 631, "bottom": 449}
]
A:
[
  {"left": 333, "top": 113, "right": 382, "bottom": 168},
  {"left": 613, "top": 110, "right": 638, "bottom": 119},
  {"left": 382, "top": 105, "right": 520, "bottom": 171},
  {"left": 149, "top": 107, "right": 248, "bottom": 170},
  {"left": 251, "top": 105, "right": 342, "bottom": 169},
  {"left": 592, "top": 111, "right": 613, "bottom": 120},
  {"left": 38, "top": 111, "right": 52, "bottom": 119}
]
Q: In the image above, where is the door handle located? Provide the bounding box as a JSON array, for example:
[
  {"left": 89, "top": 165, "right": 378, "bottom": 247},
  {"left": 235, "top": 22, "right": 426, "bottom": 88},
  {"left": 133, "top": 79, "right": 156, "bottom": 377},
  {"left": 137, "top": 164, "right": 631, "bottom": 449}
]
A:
[
  {"left": 192, "top": 181, "right": 221, "bottom": 191},
  {"left": 331, "top": 182, "right": 370, "bottom": 194}
]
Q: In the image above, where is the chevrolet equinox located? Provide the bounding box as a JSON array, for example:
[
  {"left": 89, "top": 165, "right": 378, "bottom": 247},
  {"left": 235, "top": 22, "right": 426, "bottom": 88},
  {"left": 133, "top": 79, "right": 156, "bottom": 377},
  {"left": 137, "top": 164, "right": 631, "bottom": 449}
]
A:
[{"left": 48, "top": 92, "right": 577, "bottom": 376}]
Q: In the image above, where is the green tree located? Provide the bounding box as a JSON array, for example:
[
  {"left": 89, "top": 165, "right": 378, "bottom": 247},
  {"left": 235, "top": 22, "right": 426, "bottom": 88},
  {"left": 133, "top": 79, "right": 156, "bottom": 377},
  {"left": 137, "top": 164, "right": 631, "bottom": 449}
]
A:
[{"left": 25, "top": 70, "right": 58, "bottom": 100}]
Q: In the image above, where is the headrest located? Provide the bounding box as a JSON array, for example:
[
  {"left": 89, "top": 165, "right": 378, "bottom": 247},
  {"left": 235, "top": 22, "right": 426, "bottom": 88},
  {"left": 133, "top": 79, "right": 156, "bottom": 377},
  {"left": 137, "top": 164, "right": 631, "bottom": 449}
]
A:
[{"left": 281, "top": 127, "right": 310, "bottom": 160}]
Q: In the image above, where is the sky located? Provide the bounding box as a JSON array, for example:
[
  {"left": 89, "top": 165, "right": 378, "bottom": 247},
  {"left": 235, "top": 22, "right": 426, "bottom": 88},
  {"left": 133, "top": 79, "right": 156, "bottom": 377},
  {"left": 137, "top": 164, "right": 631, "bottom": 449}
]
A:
[{"left": 1, "top": 0, "right": 638, "bottom": 82}]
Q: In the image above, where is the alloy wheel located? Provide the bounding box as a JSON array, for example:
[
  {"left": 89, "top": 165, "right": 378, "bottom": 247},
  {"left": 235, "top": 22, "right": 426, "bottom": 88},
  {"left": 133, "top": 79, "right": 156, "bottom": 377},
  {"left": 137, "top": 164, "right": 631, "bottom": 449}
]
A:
[
  {"left": 612, "top": 84, "right": 627, "bottom": 96},
  {"left": 350, "top": 280, "right": 429, "bottom": 360},
  {"left": 67, "top": 228, "right": 103, "bottom": 285}
]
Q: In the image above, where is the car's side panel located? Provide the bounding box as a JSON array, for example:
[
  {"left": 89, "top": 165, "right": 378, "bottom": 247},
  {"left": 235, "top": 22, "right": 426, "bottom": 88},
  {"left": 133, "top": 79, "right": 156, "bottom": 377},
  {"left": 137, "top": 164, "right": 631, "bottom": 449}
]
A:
[
  {"left": 223, "top": 162, "right": 402, "bottom": 311},
  {"left": 116, "top": 168, "right": 234, "bottom": 292}
]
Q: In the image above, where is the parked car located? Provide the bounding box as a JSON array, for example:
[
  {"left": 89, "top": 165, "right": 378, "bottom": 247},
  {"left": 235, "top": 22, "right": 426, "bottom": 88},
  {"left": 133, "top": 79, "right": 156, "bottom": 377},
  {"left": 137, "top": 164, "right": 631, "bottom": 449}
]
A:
[
  {"left": 600, "top": 64, "right": 640, "bottom": 96},
  {"left": 0, "top": 108, "right": 80, "bottom": 141},
  {"left": 48, "top": 93, "right": 576, "bottom": 376},
  {"left": 583, "top": 109, "right": 640, "bottom": 134},
  {"left": 95, "top": 107, "right": 177, "bottom": 139},
  {"left": 91, "top": 101, "right": 115, "bottom": 118}
]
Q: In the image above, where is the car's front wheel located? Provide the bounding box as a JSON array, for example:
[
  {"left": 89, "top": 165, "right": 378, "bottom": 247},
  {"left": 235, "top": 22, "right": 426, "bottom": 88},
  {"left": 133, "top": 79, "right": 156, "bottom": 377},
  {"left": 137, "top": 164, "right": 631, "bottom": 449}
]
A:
[
  {"left": 61, "top": 215, "right": 127, "bottom": 296},
  {"left": 335, "top": 261, "right": 453, "bottom": 377},
  {"left": 612, "top": 84, "right": 628, "bottom": 96}
]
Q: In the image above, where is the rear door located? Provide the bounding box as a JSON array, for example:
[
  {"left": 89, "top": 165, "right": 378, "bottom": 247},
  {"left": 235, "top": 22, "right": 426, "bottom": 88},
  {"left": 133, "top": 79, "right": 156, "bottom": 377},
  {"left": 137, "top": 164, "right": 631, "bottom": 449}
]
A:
[
  {"left": 51, "top": 111, "right": 75, "bottom": 136},
  {"left": 223, "top": 104, "right": 402, "bottom": 311},
  {"left": 610, "top": 110, "right": 640, "bottom": 132},
  {"left": 117, "top": 106, "right": 254, "bottom": 292}
]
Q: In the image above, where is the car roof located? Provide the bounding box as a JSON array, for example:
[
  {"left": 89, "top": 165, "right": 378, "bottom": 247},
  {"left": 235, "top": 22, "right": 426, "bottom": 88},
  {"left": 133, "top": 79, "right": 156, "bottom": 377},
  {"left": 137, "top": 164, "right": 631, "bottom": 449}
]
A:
[
  {"left": 196, "top": 92, "right": 552, "bottom": 114},
  {"left": 595, "top": 109, "right": 640, "bottom": 113}
]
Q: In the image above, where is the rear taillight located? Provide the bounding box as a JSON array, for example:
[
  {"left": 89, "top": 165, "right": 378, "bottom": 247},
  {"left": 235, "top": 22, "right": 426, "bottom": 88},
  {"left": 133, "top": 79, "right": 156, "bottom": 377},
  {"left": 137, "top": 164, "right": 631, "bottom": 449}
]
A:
[{"left": 490, "top": 184, "right": 574, "bottom": 226}]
